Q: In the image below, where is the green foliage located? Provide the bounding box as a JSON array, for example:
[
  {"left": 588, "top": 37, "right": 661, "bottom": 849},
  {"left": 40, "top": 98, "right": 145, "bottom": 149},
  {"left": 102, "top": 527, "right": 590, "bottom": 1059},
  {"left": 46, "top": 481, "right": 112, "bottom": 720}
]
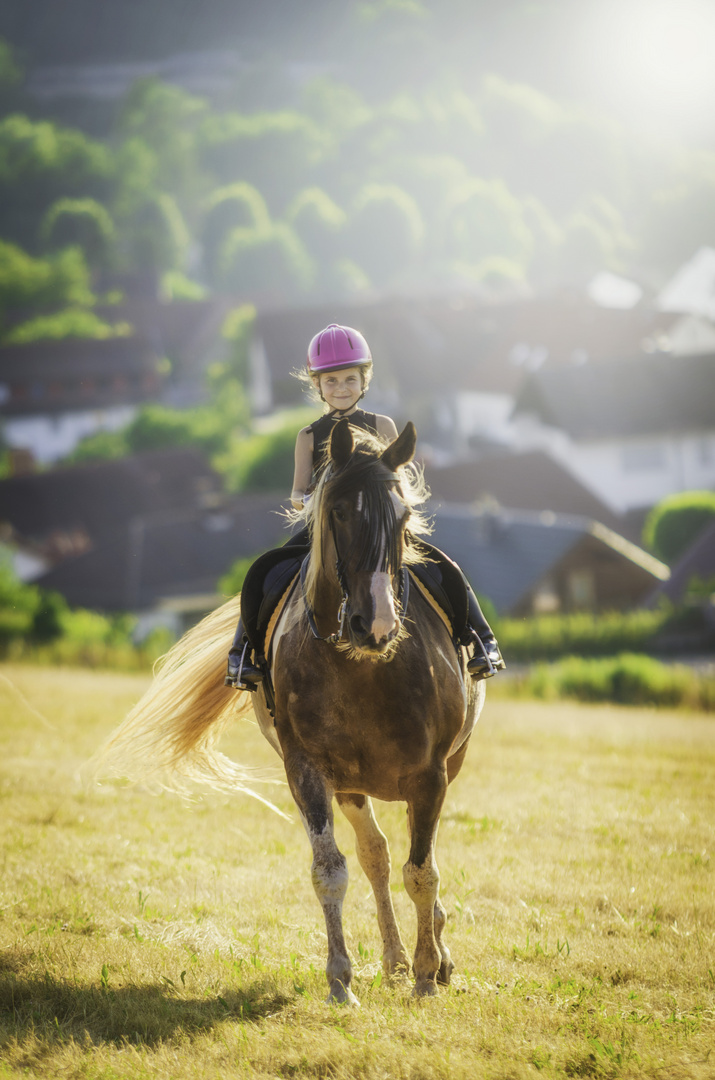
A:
[
  {"left": 218, "top": 555, "right": 261, "bottom": 597},
  {"left": 161, "top": 270, "right": 207, "bottom": 301},
  {"left": 0, "top": 240, "right": 93, "bottom": 317},
  {"left": 4, "top": 308, "right": 131, "bottom": 345},
  {"left": 201, "top": 183, "right": 270, "bottom": 281},
  {"left": 286, "top": 187, "right": 346, "bottom": 274},
  {"left": 40, "top": 197, "right": 116, "bottom": 269},
  {"left": 216, "top": 409, "right": 314, "bottom": 493},
  {"left": 0, "top": 114, "right": 111, "bottom": 245},
  {"left": 218, "top": 221, "right": 314, "bottom": 296},
  {"left": 444, "top": 177, "right": 532, "bottom": 268},
  {"left": 346, "top": 183, "right": 424, "bottom": 286},
  {"left": 511, "top": 652, "right": 715, "bottom": 711},
  {"left": 643, "top": 490, "right": 715, "bottom": 564},
  {"left": 124, "top": 192, "right": 190, "bottom": 272},
  {"left": 0, "top": 552, "right": 171, "bottom": 668},
  {"left": 0, "top": 37, "right": 22, "bottom": 90},
  {"left": 498, "top": 608, "right": 671, "bottom": 662},
  {"left": 219, "top": 303, "right": 256, "bottom": 384}
]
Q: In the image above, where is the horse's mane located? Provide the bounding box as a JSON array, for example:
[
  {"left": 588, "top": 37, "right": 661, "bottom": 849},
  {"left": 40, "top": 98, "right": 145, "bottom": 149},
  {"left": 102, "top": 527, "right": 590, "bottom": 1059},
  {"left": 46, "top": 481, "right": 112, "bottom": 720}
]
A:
[{"left": 287, "top": 427, "right": 432, "bottom": 609}]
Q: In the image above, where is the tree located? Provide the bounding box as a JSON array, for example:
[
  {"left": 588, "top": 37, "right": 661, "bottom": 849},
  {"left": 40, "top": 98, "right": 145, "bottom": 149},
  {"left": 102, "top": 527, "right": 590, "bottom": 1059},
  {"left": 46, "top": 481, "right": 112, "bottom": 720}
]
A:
[
  {"left": 286, "top": 187, "right": 346, "bottom": 283},
  {"left": 218, "top": 222, "right": 315, "bottom": 298},
  {"left": 0, "top": 239, "right": 93, "bottom": 319},
  {"left": 0, "top": 114, "right": 111, "bottom": 248},
  {"left": 117, "top": 77, "right": 207, "bottom": 203},
  {"left": 643, "top": 491, "right": 715, "bottom": 564},
  {"left": 40, "top": 197, "right": 116, "bottom": 271},
  {"left": 201, "top": 183, "right": 270, "bottom": 283},
  {"left": 345, "top": 183, "right": 424, "bottom": 287},
  {"left": 124, "top": 193, "right": 190, "bottom": 274},
  {"left": 198, "top": 110, "right": 325, "bottom": 208},
  {"left": 443, "top": 177, "right": 532, "bottom": 270}
]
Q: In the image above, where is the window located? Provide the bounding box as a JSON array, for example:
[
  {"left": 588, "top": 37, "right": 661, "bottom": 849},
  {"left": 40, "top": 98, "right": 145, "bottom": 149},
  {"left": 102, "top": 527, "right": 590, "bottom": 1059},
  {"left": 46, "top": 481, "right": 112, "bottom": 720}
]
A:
[
  {"left": 568, "top": 569, "right": 595, "bottom": 609},
  {"left": 621, "top": 443, "right": 666, "bottom": 472}
]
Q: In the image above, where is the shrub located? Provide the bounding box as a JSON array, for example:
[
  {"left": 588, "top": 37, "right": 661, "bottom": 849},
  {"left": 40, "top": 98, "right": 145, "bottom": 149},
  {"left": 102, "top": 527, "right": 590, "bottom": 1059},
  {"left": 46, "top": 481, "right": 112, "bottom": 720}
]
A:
[
  {"left": 643, "top": 491, "right": 715, "bottom": 564},
  {"left": 506, "top": 653, "right": 715, "bottom": 711},
  {"left": 497, "top": 608, "right": 670, "bottom": 662}
]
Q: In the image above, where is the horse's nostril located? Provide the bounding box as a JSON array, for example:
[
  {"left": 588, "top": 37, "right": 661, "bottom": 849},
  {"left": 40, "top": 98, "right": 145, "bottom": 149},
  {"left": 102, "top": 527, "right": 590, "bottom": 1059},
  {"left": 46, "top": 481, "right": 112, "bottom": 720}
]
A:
[{"left": 350, "top": 614, "right": 369, "bottom": 639}]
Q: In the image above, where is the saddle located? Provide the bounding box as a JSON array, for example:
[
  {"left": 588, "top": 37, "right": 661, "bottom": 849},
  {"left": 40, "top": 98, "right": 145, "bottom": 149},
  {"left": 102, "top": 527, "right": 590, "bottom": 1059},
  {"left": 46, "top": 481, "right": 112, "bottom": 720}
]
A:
[{"left": 242, "top": 542, "right": 469, "bottom": 665}]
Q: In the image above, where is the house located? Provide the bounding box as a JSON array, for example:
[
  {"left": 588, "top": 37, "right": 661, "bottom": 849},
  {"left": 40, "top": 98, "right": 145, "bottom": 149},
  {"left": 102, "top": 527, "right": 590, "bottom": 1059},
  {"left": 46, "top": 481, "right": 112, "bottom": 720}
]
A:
[
  {"left": 425, "top": 449, "right": 636, "bottom": 540},
  {"left": 510, "top": 351, "right": 715, "bottom": 516},
  {"left": 32, "top": 493, "right": 287, "bottom": 634},
  {"left": 0, "top": 336, "right": 167, "bottom": 463},
  {"left": 0, "top": 447, "right": 223, "bottom": 568},
  {"left": 428, "top": 503, "right": 669, "bottom": 617},
  {"left": 250, "top": 291, "right": 713, "bottom": 464}
]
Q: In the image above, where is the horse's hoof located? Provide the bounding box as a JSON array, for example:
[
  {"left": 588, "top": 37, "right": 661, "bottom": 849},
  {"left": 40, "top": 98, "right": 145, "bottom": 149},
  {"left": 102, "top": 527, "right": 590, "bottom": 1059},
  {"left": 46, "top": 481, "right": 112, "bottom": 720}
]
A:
[
  {"left": 437, "top": 958, "right": 454, "bottom": 986},
  {"left": 412, "top": 979, "right": 439, "bottom": 998},
  {"left": 383, "top": 952, "right": 410, "bottom": 979},
  {"left": 327, "top": 981, "right": 360, "bottom": 1007}
]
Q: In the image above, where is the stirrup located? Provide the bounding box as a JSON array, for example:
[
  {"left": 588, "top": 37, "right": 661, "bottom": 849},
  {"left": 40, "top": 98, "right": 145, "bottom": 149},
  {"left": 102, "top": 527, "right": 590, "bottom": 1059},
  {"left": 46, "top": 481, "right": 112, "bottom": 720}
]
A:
[
  {"left": 225, "top": 640, "right": 262, "bottom": 692},
  {"left": 466, "top": 635, "right": 504, "bottom": 681}
]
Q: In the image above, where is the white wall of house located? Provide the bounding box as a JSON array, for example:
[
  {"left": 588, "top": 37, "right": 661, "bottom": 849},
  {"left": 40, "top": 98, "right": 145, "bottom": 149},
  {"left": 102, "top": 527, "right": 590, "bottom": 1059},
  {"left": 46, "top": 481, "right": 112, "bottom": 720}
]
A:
[
  {"left": 454, "top": 391, "right": 516, "bottom": 450},
  {"left": 513, "top": 413, "right": 715, "bottom": 512},
  {"left": 2, "top": 405, "right": 137, "bottom": 464}
]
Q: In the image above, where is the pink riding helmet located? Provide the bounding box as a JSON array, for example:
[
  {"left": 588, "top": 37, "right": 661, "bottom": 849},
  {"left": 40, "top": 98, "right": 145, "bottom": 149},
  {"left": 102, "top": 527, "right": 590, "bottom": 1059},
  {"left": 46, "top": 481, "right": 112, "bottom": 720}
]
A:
[{"left": 307, "top": 323, "right": 372, "bottom": 375}]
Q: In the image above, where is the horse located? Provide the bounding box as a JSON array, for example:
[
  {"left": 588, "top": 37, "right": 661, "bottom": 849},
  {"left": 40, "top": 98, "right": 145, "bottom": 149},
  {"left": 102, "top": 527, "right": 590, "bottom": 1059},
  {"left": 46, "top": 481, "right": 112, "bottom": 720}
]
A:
[{"left": 92, "top": 419, "right": 485, "bottom": 1004}]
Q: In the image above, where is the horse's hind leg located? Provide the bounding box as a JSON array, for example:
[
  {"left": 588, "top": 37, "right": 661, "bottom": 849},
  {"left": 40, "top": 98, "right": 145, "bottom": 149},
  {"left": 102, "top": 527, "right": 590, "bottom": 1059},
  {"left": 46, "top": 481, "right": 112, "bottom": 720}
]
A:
[
  {"left": 337, "top": 793, "right": 410, "bottom": 977},
  {"left": 402, "top": 768, "right": 448, "bottom": 997},
  {"left": 284, "top": 750, "right": 357, "bottom": 1006}
]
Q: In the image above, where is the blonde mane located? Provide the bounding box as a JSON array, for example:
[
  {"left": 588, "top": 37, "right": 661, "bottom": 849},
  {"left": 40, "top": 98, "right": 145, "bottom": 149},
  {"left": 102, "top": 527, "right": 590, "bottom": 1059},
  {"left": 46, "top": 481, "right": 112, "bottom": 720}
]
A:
[{"left": 286, "top": 427, "right": 432, "bottom": 612}]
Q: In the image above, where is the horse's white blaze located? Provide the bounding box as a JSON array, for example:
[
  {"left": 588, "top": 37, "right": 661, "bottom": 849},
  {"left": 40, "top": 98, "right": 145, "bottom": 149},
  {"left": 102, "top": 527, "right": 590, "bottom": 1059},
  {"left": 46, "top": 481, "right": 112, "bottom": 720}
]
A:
[{"left": 369, "top": 570, "right": 399, "bottom": 642}]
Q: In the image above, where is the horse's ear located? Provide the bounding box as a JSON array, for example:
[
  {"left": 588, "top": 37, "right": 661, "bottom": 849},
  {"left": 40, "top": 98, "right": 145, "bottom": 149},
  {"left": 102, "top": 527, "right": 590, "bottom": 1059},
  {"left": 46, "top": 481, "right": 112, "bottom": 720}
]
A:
[
  {"left": 381, "top": 421, "right": 417, "bottom": 471},
  {"left": 329, "top": 418, "right": 354, "bottom": 470}
]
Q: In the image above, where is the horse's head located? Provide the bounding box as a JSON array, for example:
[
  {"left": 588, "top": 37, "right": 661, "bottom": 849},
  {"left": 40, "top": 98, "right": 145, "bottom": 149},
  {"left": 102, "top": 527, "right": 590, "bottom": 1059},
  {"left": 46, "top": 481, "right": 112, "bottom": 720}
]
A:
[{"left": 315, "top": 419, "right": 417, "bottom": 658}]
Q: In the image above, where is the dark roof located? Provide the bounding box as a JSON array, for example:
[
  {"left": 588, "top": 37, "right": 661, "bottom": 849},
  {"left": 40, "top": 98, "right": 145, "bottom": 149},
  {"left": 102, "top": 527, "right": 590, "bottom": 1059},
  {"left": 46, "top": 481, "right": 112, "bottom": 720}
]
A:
[
  {"left": 648, "top": 520, "right": 715, "bottom": 605},
  {"left": 429, "top": 504, "right": 668, "bottom": 614},
  {"left": 33, "top": 494, "right": 286, "bottom": 612},
  {"left": 0, "top": 336, "right": 165, "bottom": 416},
  {"left": 0, "top": 448, "right": 221, "bottom": 547},
  {"left": 253, "top": 293, "right": 684, "bottom": 411},
  {"left": 512, "top": 352, "right": 715, "bottom": 439},
  {"left": 426, "top": 450, "right": 634, "bottom": 538}
]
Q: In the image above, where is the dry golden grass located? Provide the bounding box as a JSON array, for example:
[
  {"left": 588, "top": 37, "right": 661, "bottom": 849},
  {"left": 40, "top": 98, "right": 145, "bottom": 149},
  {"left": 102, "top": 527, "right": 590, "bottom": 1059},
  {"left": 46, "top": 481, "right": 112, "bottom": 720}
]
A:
[{"left": 0, "top": 663, "right": 713, "bottom": 1080}]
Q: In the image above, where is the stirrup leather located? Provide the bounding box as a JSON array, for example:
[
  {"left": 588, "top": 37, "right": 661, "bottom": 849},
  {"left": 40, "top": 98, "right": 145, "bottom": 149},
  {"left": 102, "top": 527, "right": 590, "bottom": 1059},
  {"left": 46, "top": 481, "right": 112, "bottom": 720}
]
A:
[{"left": 225, "top": 639, "right": 260, "bottom": 692}]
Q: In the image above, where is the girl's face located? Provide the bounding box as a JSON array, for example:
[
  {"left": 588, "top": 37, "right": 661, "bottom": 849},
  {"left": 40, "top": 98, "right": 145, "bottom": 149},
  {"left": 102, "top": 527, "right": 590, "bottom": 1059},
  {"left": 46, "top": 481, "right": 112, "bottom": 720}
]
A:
[{"left": 315, "top": 367, "right": 363, "bottom": 411}]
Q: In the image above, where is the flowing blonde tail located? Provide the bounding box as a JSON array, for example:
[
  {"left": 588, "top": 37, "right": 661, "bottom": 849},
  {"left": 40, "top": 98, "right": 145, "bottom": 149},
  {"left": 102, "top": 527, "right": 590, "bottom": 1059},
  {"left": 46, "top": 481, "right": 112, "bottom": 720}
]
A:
[{"left": 87, "top": 594, "right": 287, "bottom": 816}]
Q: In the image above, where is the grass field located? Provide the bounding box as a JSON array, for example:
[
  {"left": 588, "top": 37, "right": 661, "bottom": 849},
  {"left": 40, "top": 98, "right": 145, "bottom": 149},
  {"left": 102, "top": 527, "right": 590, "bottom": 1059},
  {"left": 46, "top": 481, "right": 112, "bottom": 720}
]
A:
[{"left": 1, "top": 664, "right": 713, "bottom": 1079}]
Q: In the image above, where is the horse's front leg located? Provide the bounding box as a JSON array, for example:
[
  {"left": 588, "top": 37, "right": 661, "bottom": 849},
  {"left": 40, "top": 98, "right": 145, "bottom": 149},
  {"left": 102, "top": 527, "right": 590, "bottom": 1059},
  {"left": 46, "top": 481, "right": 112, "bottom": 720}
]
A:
[
  {"left": 337, "top": 793, "right": 410, "bottom": 977},
  {"left": 283, "top": 746, "right": 357, "bottom": 1006},
  {"left": 402, "top": 767, "right": 448, "bottom": 997}
]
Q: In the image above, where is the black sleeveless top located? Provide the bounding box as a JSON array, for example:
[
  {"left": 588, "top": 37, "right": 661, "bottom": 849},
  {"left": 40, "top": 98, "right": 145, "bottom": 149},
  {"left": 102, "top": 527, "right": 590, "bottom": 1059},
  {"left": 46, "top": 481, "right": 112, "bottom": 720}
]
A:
[{"left": 309, "top": 409, "right": 378, "bottom": 481}]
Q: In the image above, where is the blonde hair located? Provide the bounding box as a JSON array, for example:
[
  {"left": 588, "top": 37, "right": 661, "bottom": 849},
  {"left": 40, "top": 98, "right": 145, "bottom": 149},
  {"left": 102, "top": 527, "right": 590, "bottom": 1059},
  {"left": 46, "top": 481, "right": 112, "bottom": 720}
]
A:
[{"left": 292, "top": 362, "right": 374, "bottom": 409}]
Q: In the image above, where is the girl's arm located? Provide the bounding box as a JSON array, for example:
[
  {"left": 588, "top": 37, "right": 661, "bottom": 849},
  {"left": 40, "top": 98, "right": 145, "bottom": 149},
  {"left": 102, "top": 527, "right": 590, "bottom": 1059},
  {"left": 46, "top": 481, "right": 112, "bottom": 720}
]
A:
[
  {"left": 291, "top": 426, "right": 314, "bottom": 509},
  {"left": 376, "top": 414, "right": 399, "bottom": 443}
]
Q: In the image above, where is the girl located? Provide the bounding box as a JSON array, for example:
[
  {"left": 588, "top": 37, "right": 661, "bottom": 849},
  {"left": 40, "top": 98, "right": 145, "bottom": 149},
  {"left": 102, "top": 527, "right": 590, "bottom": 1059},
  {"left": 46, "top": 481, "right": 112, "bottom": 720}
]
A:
[{"left": 225, "top": 322, "right": 504, "bottom": 689}]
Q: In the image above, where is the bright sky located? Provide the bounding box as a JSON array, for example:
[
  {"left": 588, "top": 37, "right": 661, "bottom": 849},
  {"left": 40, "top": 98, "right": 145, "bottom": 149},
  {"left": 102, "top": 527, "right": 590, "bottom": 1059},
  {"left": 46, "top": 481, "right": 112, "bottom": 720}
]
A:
[{"left": 573, "top": 0, "right": 715, "bottom": 143}]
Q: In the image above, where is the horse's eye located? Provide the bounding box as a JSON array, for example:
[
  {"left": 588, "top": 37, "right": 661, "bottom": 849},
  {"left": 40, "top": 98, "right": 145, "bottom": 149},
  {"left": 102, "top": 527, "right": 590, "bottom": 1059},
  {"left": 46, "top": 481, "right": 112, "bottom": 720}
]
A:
[{"left": 333, "top": 507, "right": 347, "bottom": 523}]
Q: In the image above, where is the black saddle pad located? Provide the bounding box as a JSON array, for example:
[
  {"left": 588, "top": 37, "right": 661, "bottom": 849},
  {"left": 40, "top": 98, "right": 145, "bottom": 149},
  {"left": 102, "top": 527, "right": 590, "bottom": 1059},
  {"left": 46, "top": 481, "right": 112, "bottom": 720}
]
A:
[
  {"left": 410, "top": 546, "right": 469, "bottom": 643},
  {"left": 241, "top": 547, "right": 307, "bottom": 655}
]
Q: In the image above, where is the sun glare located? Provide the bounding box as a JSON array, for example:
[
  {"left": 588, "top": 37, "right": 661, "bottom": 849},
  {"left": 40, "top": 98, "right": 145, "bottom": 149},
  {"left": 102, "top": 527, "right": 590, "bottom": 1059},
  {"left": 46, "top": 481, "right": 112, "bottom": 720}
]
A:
[{"left": 579, "top": 0, "right": 715, "bottom": 141}]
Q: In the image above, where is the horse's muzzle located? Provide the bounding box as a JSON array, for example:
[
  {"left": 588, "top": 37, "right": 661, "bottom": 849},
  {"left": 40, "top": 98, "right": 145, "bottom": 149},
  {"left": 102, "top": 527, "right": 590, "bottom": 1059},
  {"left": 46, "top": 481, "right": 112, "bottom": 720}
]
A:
[{"left": 348, "top": 611, "right": 400, "bottom": 655}]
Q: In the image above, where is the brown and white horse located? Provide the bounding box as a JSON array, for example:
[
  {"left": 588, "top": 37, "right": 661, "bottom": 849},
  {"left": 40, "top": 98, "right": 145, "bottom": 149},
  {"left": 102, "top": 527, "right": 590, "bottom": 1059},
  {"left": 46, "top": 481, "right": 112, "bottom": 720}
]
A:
[{"left": 93, "top": 420, "right": 485, "bottom": 1003}]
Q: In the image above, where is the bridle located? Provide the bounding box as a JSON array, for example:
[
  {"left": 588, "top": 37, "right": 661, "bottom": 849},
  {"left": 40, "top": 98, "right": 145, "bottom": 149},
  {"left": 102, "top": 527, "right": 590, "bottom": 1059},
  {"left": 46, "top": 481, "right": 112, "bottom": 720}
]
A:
[{"left": 300, "top": 496, "right": 410, "bottom": 646}]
